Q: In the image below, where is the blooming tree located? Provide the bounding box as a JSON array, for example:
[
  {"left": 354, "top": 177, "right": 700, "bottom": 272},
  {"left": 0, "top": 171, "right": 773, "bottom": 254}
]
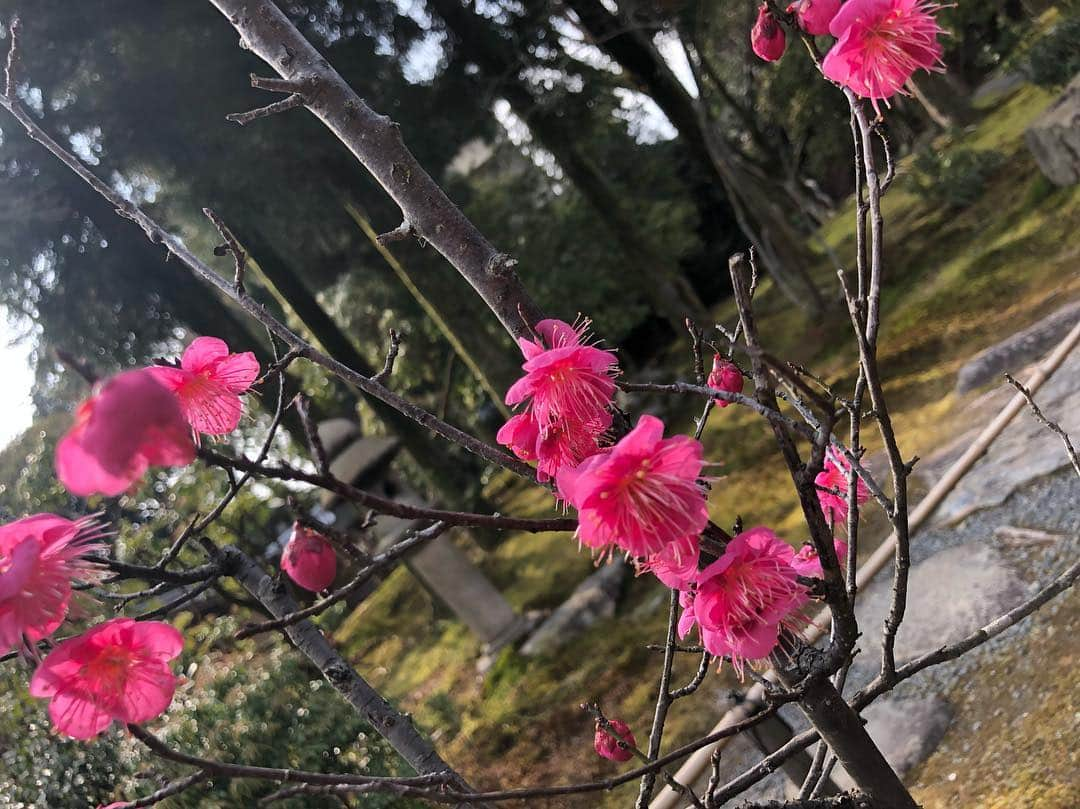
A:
[{"left": 0, "top": 2, "right": 1077, "bottom": 808}]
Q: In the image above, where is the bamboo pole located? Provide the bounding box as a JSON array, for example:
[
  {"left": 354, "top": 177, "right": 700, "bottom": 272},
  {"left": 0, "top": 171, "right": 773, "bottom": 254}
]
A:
[{"left": 651, "top": 320, "right": 1080, "bottom": 808}]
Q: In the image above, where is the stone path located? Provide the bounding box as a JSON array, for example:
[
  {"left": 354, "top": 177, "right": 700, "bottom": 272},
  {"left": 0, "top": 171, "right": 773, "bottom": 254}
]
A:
[{"left": 926, "top": 336, "right": 1080, "bottom": 525}]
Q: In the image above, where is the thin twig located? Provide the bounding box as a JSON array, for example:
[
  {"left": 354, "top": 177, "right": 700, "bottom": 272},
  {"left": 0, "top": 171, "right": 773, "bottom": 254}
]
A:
[
  {"left": 197, "top": 446, "right": 575, "bottom": 532},
  {"left": 376, "top": 219, "right": 414, "bottom": 245},
  {"left": 293, "top": 393, "right": 329, "bottom": 475},
  {"left": 1004, "top": 372, "right": 1080, "bottom": 478},
  {"left": 3, "top": 15, "right": 19, "bottom": 98},
  {"left": 113, "top": 768, "right": 212, "bottom": 808},
  {"left": 203, "top": 208, "right": 248, "bottom": 294},
  {"left": 373, "top": 328, "right": 401, "bottom": 384},
  {"left": 226, "top": 92, "right": 304, "bottom": 126}
]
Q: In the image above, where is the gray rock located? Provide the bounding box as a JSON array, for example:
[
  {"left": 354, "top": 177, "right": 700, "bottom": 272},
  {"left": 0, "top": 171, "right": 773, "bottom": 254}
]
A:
[
  {"left": 1025, "top": 73, "right": 1080, "bottom": 186},
  {"left": 520, "top": 560, "right": 627, "bottom": 656},
  {"left": 971, "top": 71, "right": 1026, "bottom": 109},
  {"left": 832, "top": 696, "right": 953, "bottom": 791},
  {"left": 932, "top": 342, "right": 1079, "bottom": 524},
  {"left": 855, "top": 543, "right": 1028, "bottom": 665},
  {"left": 955, "top": 298, "right": 1080, "bottom": 393}
]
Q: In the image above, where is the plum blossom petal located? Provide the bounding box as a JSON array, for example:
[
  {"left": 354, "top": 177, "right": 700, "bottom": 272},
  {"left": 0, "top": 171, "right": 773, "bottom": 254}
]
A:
[
  {"left": 707, "top": 355, "right": 744, "bottom": 408},
  {"left": 751, "top": 3, "right": 787, "bottom": 62},
  {"left": 0, "top": 514, "right": 108, "bottom": 654},
  {"left": 822, "top": 0, "right": 945, "bottom": 112},
  {"left": 642, "top": 535, "right": 701, "bottom": 589},
  {"left": 788, "top": 0, "right": 841, "bottom": 36},
  {"left": 56, "top": 370, "right": 195, "bottom": 497},
  {"left": 791, "top": 539, "right": 849, "bottom": 577},
  {"left": 560, "top": 415, "right": 708, "bottom": 559},
  {"left": 594, "top": 718, "right": 636, "bottom": 762},
  {"left": 680, "top": 527, "right": 808, "bottom": 677},
  {"left": 147, "top": 336, "right": 259, "bottom": 435},
  {"left": 815, "top": 449, "right": 870, "bottom": 529},
  {"left": 498, "top": 318, "right": 618, "bottom": 482},
  {"left": 29, "top": 618, "right": 182, "bottom": 739}
]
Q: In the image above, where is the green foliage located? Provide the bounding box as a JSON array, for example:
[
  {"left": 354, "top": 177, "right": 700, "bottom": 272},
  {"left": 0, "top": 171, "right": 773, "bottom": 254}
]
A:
[
  {"left": 1024, "top": 15, "right": 1080, "bottom": 87},
  {"left": 0, "top": 412, "right": 79, "bottom": 520},
  {"left": 0, "top": 665, "right": 136, "bottom": 808},
  {"left": 911, "top": 147, "right": 1007, "bottom": 209},
  {"left": 140, "top": 643, "right": 420, "bottom": 808}
]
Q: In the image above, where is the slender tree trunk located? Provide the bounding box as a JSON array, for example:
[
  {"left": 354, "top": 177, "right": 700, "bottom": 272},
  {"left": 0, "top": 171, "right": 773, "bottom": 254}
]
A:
[
  {"left": 563, "top": 0, "right": 825, "bottom": 314},
  {"left": 427, "top": 0, "right": 707, "bottom": 331}
]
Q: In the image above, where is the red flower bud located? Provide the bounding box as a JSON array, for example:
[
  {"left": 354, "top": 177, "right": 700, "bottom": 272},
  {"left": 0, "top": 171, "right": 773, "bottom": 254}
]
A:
[{"left": 751, "top": 4, "right": 787, "bottom": 62}]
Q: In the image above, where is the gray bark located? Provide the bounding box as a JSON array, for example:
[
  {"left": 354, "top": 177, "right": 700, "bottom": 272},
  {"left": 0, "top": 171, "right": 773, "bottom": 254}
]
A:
[{"left": 207, "top": 0, "right": 544, "bottom": 341}]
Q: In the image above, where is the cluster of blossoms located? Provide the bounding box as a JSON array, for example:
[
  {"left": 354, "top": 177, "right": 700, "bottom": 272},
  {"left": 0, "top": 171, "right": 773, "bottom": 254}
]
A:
[
  {"left": 752, "top": 0, "right": 946, "bottom": 112},
  {"left": 2, "top": 335, "right": 341, "bottom": 741},
  {"left": 5, "top": 314, "right": 874, "bottom": 754},
  {"left": 495, "top": 315, "right": 877, "bottom": 762},
  {"left": 497, "top": 318, "right": 619, "bottom": 481},
  {"left": 496, "top": 316, "right": 869, "bottom": 692}
]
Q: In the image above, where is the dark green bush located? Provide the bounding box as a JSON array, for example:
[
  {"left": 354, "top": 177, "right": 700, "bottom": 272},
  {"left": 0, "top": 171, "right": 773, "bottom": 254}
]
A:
[
  {"left": 911, "top": 147, "right": 1007, "bottom": 209},
  {"left": 1025, "top": 15, "right": 1080, "bottom": 87}
]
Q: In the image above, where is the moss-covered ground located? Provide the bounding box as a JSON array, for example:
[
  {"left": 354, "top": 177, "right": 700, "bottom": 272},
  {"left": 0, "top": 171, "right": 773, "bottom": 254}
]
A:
[{"left": 327, "top": 76, "right": 1080, "bottom": 807}]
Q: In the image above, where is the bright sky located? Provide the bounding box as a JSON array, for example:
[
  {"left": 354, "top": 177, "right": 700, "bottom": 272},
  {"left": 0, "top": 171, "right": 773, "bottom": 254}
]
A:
[{"left": 0, "top": 314, "right": 35, "bottom": 451}]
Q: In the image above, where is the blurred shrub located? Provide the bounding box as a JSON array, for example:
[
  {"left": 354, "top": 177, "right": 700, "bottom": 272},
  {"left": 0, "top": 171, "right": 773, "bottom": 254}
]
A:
[
  {"left": 911, "top": 147, "right": 1007, "bottom": 209},
  {"left": 1025, "top": 15, "right": 1080, "bottom": 87},
  {"left": 0, "top": 665, "right": 135, "bottom": 808}
]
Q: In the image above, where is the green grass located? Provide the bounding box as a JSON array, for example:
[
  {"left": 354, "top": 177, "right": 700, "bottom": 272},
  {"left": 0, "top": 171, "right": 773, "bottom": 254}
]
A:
[{"left": 331, "top": 76, "right": 1080, "bottom": 806}]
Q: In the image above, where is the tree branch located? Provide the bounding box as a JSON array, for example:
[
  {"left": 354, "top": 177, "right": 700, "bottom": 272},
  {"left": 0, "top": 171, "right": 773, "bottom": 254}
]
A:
[
  {"left": 206, "top": 0, "right": 545, "bottom": 341},
  {"left": 1004, "top": 371, "right": 1079, "bottom": 478}
]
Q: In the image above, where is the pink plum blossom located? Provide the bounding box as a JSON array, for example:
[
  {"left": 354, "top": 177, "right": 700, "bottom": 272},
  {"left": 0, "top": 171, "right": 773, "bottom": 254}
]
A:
[
  {"left": 147, "top": 336, "right": 259, "bottom": 436},
  {"left": 822, "top": 0, "right": 945, "bottom": 112},
  {"left": 0, "top": 514, "right": 108, "bottom": 654},
  {"left": 751, "top": 3, "right": 787, "bottom": 62},
  {"left": 55, "top": 369, "right": 196, "bottom": 498},
  {"left": 641, "top": 535, "right": 701, "bottom": 589},
  {"left": 557, "top": 415, "right": 707, "bottom": 559},
  {"left": 496, "top": 412, "right": 540, "bottom": 462},
  {"left": 815, "top": 449, "right": 870, "bottom": 529},
  {"left": 594, "top": 717, "right": 636, "bottom": 762},
  {"left": 707, "top": 355, "right": 744, "bottom": 408},
  {"left": 678, "top": 526, "right": 807, "bottom": 676},
  {"left": 281, "top": 523, "right": 338, "bottom": 592},
  {"left": 499, "top": 319, "right": 618, "bottom": 481},
  {"left": 788, "top": 0, "right": 841, "bottom": 36},
  {"left": 29, "top": 617, "right": 183, "bottom": 739},
  {"left": 791, "top": 539, "right": 849, "bottom": 577}
]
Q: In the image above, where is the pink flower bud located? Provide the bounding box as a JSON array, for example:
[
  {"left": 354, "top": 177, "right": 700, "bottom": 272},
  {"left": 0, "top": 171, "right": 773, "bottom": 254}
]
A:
[
  {"left": 751, "top": 4, "right": 787, "bottom": 62},
  {"left": 787, "top": 0, "right": 841, "bottom": 36},
  {"left": 281, "top": 523, "right": 337, "bottom": 592},
  {"left": 707, "top": 355, "right": 744, "bottom": 408},
  {"left": 594, "top": 717, "right": 636, "bottom": 762}
]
